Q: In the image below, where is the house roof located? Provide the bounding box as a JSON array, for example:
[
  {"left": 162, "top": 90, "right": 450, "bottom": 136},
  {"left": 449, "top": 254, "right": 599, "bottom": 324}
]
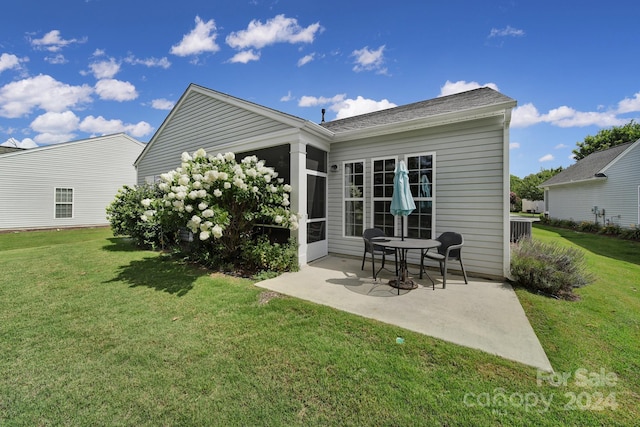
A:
[
  {"left": 0, "top": 146, "right": 25, "bottom": 155},
  {"left": 320, "top": 87, "right": 516, "bottom": 133},
  {"left": 0, "top": 133, "right": 144, "bottom": 159},
  {"left": 541, "top": 140, "right": 638, "bottom": 187}
]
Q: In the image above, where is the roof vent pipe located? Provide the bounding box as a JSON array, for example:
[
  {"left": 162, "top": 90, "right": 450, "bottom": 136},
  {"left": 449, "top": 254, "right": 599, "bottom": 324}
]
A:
[{"left": 321, "top": 108, "right": 326, "bottom": 123}]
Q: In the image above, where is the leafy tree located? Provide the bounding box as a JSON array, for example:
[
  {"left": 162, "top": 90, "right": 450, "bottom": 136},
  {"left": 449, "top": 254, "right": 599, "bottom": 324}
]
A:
[
  {"left": 572, "top": 120, "right": 640, "bottom": 160},
  {"left": 515, "top": 168, "right": 563, "bottom": 201},
  {"left": 510, "top": 174, "right": 523, "bottom": 196}
]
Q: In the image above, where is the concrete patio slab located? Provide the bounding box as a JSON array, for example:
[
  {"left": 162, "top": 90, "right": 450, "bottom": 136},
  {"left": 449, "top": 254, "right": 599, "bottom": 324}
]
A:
[{"left": 256, "top": 255, "right": 553, "bottom": 372}]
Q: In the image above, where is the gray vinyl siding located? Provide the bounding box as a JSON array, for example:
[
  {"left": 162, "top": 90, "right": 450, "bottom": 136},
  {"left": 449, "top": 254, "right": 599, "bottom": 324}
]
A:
[
  {"left": 546, "top": 142, "right": 640, "bottom": 228},
  {"left": 136, "top": 91, "right": 292, "bottom": 183},
  {"left": 0, "top": 134, "right": 142, "bottom": 230},
  {"left": 327, "top": 116, "right": 507, "bottom": 277}
]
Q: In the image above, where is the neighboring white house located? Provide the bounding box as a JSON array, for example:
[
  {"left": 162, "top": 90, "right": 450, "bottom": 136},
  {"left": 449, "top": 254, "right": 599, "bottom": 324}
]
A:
[
  {"left": 522, "top": 199, "right": 544, "bottom": 213},
  {"left": 541, "top": 139, "right": 640, "bottom": 228},
  {"left": 135, "top": 84, "right": 516, "bottom": 278},
  {"left": 0, "top": 133, "right": 144, "bottom": 231}
]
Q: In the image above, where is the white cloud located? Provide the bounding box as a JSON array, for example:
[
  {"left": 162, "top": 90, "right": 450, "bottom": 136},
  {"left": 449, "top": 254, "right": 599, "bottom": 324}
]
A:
[
  {"left": 30, "top": 111, "right": 80, "bottom": 134},
  {"left": 298, "top": 94, "right": 346, "bottom": 107},
  {"left": 280, "top": 91, "right": 293, "bottom": 102},
  {"left": 170, "top": 16, "right": 220, "bottom": 57},
  {"left": 489, "top": 26, "right": 525, "bottom": 38},
  {"left": 34, "top": 132, "right": 77, "bottom": 145},
  {"left": 554, "top": 143, "right": 568, "bottom": 149},
  {"left": 297, "top": 53, "right": 315, "bottom": 67},
  {"left": 333, "top": 96, "right": 396, "bottom": 119},
  {"left": 0, "top": 53, "right": 24, "bottom": 73},
  {"left": 351, "top": 45, "right": 386, "bottom": 74},
  {"left": 298, "top": 93, "right": 396, "bottom": 119},
  {"left": 226, "top": 15, "right": 322, "bottom": 50},
  {"left": 617, "top": 92, "right": 640, "bottom": 113},
  {"left": 94, "top": 79, "right": 138, "bottom": 101},
  {"left": 511, "top": 103, "right": 626, "bottom": 128},
  {"left": 0, "top": 74, "right": 93, "bottom": 118},
  {"left": 124, "top": 55, "right": 171, "bottom": 69},
  {"left": 45, "top": 54, "right": 67, "bottom": 65},
  {"left": 30, "top": 30, "right": 86, "bottom": 52},
  {"left": 89, "top": 58, "right": 120, "bottom": 79},
  {"left": 439, "top": 80, "right": 499, "bottom": 97},
  {"left": 151, "top": 98, "right": 175, "bottom": 110},
  {"left": 79, "top": 115, "right": 153, "bottom": 137},
  {"left": 1, "top": 137, "right": 37, "bottom": 149},
  {"left": 511, "top": 103, "right": 542, "bottom": 127},
  {"left": 510, "top": 142, "right": 520, "bottom": 150},
  {"left": 228, "top": 50, "right": 260, "bottom": 64},
  {"left": 539, "top": 154, "right": 554, "bottom": 162}
]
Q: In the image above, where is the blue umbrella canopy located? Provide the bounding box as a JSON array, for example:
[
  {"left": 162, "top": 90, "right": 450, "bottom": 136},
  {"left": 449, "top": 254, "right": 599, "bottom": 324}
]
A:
[{"left": 390, "top": 160, "right": 416, "bottom": 216}]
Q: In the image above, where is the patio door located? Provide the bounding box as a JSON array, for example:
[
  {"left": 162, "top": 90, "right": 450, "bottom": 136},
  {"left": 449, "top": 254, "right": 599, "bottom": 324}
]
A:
[{"left": 306, "top": 146, "right": 328, "bottom": 261}]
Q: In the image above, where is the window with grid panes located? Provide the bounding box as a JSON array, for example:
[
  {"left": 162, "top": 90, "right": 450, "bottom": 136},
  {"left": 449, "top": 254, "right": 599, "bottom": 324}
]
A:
[
  {"left": 406, "top": 153, "right": 434, "bottom": 239},
  {"left": 55, "top": 188, "right": 73, "bottom": 219},
  {"left": 372, "top": 157, "right": 396, "bottom": 237},
  {"left": 343, "top": 161, "right": 364, "bottom": 237}
]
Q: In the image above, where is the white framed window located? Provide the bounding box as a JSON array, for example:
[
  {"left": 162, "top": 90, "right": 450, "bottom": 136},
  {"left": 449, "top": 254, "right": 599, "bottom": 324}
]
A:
[
  {"left": 343, "top": 160, "right": 365, "bottom": 237},
  {"left": 405, "top": 152, "right": 435, "bottom": 239},
  {"left": 55, "top": 188, "right": 73, "bottom": 219},
  {"left": 371, "top": 156, "right": 398, "bottom": 237}
]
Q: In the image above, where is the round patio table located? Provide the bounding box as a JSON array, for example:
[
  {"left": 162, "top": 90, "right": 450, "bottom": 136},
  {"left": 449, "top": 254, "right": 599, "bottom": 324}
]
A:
[{"left": 370, "top": 237, "right": 441, "bottom": 294}]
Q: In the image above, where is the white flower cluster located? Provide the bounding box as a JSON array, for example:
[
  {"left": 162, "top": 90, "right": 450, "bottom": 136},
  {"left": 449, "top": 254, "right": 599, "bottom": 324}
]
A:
[{"left": 141, "top": 148, "right": 299, "bottom": 241}]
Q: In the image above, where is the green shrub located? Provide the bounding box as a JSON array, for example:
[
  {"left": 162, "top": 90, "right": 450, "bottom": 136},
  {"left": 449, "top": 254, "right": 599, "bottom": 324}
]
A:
[
  {"left": 510, "top": 238, "right": 594, "bottom": 299},
  {"left": 600, "top": 224, "right": 622, "bottom": 236},
  {"left": 143, "top": 149, "right": 299, "bottom": 266},
  {"left": 241, "top": 235, "right": 299, "bottom": 274},
  {"left": 106, "top": 184, "right": 178, "bottom": 249},
  {"left": 620, "top": 226, "right": 640, "bottom": 241},
  {"left": 578, "top": 221, "right": 600, "bottom": 233}
]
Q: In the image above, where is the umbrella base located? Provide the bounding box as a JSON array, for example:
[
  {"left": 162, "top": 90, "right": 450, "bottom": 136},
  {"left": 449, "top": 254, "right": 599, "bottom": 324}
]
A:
[{"left": 388, "top": 278, "right": 418, "bottom": 291}]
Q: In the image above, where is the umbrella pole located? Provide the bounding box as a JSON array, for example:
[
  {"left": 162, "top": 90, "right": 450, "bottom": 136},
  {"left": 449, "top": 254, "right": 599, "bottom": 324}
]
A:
[{"left": 401, "top": 216, "right": 405, "bottom": 241}]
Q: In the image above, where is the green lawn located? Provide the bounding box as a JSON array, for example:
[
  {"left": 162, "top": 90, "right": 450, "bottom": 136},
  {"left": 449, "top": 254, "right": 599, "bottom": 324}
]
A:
[{"left": 0, "top": 226, "right": 638, "bottom": 426}]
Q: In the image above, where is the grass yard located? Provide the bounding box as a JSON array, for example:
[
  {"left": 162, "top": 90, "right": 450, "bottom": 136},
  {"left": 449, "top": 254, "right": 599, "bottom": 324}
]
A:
[{"left": 0, "top": 226, "right": 638, "bottom": 426}]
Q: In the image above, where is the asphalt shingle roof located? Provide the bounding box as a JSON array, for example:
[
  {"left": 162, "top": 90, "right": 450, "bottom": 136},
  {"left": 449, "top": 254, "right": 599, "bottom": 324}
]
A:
[
  {"left": 319, "top": 87, "right": 516, "bottom": 133},
  {"left": 0, "top": 146, "right": 25, "bottom": 155},
  {"left": 541, "top": 141, "right": 635, "bottom": 186}
]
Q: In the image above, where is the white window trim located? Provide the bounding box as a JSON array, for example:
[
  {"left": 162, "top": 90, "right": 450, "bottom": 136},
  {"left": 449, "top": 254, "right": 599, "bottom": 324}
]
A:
[
  {"left": 342, "top": 159, "right": 365, "bottom": 238},
  {"left": 54, "top": 187, "right": 74, "bottom": 219}
]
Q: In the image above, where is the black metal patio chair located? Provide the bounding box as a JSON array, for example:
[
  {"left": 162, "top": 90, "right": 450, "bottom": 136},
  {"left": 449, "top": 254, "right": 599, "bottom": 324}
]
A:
[
  {"left": 421, "top": 231, "right": 468, "bottom": 288},
  {"left": 361, "top": 228, "right": 396, "bottom": 280}
]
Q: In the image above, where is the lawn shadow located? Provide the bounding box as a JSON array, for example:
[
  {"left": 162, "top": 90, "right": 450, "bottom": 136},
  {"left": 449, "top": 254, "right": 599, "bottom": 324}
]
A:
[
  {"left": 535, "top": 225, "right": 640, "bottom": 266},
  {"left": 104, "top": 255, "right": 205, "bottom": 296},
  {"left": 102, "top": 237, "right": 145, "bottom": 252}
]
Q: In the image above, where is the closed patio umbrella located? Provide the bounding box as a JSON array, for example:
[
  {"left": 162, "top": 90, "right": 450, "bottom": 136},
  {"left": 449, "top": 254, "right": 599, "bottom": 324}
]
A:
[{"left": 390, "top": 160, "right": 416, "bottom": 241}]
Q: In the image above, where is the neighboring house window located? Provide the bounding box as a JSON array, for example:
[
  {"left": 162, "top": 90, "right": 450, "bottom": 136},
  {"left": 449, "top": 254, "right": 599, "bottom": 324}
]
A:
[
  {"left": 406, "top": 153, "right": 435, "bottom": 239},
  {"left": 55, "top": 188, "right": 73, "bottom": 219},
  {"left": 343, "top": 161, "right": 364, "bottom": 237},
  {"left": 372, "top": 157, "right": 397, "bottom": 237}
]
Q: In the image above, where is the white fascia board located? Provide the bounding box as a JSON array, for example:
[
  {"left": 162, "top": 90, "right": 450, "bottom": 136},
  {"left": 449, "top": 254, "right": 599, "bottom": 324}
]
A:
[{"left": 541, "top": 176, "right": 607, "bottom": 189}]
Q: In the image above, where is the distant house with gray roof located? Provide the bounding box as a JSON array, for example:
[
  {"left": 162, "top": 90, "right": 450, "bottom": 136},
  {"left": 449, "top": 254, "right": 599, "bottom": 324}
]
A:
[
  {"left": 541, "top": 139, "right": 640, "bottom": 228},
  {"left": 135, "top": 84, "right": 517, "bottom": 278}
]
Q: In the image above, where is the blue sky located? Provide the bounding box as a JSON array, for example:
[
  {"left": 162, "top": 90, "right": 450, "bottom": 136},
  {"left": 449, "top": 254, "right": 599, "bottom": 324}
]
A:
[{"left": 1, "top": 0, "right": 639, "bottom": 177}]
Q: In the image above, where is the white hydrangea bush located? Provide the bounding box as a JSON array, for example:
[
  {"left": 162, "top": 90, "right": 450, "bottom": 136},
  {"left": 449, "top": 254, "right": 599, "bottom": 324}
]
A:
[{"left": 142, "top": 148, "right": 299, "bottom": 254}]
